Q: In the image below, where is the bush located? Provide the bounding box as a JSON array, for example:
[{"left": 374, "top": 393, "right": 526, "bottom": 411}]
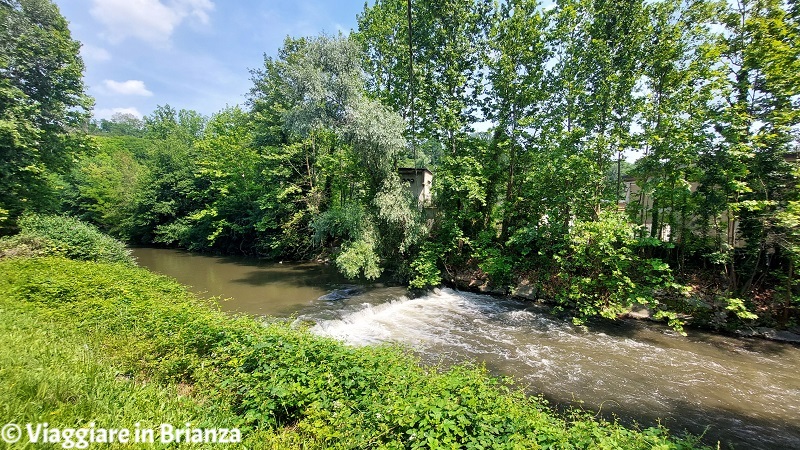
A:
[
  {"left": 0, "top": 234, "right": 66, "bottom": 259},
  {"left": 473, "top": 244, "right": 514, "bottom": 288},
  {"left": 409, "top": 242, "right": 443, "bottom": 288},
  {"left": 9, "top": 214, "right": 134, "bottom": 264},
  {"left": 551, "top": 211, "right": 685, "bottom": 327}
]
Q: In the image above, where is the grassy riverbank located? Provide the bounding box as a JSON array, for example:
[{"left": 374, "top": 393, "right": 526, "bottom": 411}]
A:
[{"left": 0, "top": 256, "right": 711, "bottom": 448}]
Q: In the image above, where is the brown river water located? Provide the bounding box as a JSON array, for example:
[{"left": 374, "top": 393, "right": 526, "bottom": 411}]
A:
[{"left": 132, "top": 247, "right": 800, "bottom": 449}]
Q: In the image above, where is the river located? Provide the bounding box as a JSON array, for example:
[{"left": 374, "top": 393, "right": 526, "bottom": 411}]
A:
[{"left": 132, "top": 247, "right": 800, "bottom": 449}]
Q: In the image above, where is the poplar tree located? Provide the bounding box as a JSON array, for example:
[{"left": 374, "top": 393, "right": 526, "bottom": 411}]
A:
[
  {"left": 704, "top": 0, "right": 800, "bottom": 293},
  {"left": 631, "top": 0, "right": 720, "bottom": 259}
]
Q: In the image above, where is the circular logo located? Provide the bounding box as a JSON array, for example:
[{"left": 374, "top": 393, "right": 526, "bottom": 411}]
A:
[{"left": 1, "top": 424, "right": 21, "bottom": 443}]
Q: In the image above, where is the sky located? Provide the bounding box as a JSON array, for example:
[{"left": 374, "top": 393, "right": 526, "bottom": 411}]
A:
[{"left": 55, "top": 0, "right": 370, "bottom": 121}]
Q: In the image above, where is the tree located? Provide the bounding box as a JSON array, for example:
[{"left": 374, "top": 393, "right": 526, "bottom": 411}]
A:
[
  {"left": 700, "top": 0, "right": 800, "bottom": 295},
  {"left": 629, "top": 0, "right": 720, "bottom": 258},
  {"left": 92, "top": 112, "right": 145, "bottom": 136},
  {"left": 0, "top": 0, "right": 91, "bottom": 230},
  {"left": 144, "top": 105, "right": 206, "bottom": 144},
  {"left": 356, "top": 0, "right": 491, "bottom": 153},
  {"left": 249, "top": 35, "right": 425, "bottom": 278},
  {"left": 485, "top": 0, "right": 548, "bottom": 245},
  {"left": 189, "top": 106, "right": 263, "bottom": 253},
  {"left": 538, "top": 0, "right": 648, "bottom": 226},
  {"left": 122, "top": 136, "right": 201, "bottom": 246},
  {"left": 65, "top": 137, "right": 144, "bottom": 236},
  {"left": 248, "top": 36, "right": 351, "bottom": 257},
  {"left": 774, "top": 166, "right": 800, "bottom": 325}
]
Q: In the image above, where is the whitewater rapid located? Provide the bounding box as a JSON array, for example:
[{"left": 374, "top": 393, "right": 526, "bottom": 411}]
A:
[{"left": 306, "top": 288, "right": 800, "bottom": 449}]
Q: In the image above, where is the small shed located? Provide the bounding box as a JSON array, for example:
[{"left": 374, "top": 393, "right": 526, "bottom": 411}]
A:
[{"left": 398, "top": 167, "right": 433, "bottom": 206}]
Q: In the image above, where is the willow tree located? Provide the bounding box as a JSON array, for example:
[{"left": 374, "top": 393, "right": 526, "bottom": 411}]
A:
[{"left": 250, "top": 35, "right": 425, "bottom": 278}]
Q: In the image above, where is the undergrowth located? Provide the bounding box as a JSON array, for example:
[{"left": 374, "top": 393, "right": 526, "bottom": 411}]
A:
[
  {"left": 0, "top": 214, "right": 134, "bottom": 264},
  {"left": 0, "top": 297, "right": 279, "bottom": 448}
]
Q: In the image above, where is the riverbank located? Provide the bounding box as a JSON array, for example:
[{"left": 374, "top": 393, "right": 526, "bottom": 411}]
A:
[
  {"left": 443, "top": 264, "right": 800, "bottom": 344},
  {"left": 0, "top": 256, "right": 711, "bottom": 448}
]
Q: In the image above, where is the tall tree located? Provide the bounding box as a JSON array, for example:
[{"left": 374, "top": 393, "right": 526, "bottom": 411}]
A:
[
  {"left": 247, "top": 37, "right": 323, "bottom": 257},
  {"left": 533, "top": 0, "right": 648, "bottom": 232},
  {"left": 187, "top": 106, "right": 262, "bottom": 253},
  {"left": 144, "top": 104, "right": 206, "bottom": 144},
  {"left": 548, "top": 0, "right": 648, "bottom": 221},
  {"left": 65, "top": 136, "right": 145, "bottom": 236},
  {"left": 92, "top": 112, "right": 145, "bottom": 136},
  {"left": 702, "top": 0, "right": 800, "bottom": 293},
  {"left": 249, "top": 35, "right": 424, "bottom": 278},
  {"left": 357, "top": 0, "right": 490, "bottom": 152},
  {"left": 630, "top": 0, "right": 720, "bottom": 257},
  {"left": 123, "top": 136, "right": 201, "bottom": 246},
  {"left": 0, "top": 0, "right": 91, "bottom": 229},
  {"left": 484, "top": 0, "right": 548, "bottom": 245}
]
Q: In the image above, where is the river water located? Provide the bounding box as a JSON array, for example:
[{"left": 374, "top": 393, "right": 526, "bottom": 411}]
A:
[{"left": 132, "top": 248, "right": 800, "bottom": 449}]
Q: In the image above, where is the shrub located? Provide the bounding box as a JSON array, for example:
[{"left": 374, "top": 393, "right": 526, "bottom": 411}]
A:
[
  {"left": 409, "top": 242, "right": 443, "bottom": 288},
  {"left": 473, "top": 243, "right": 514, "bottom": 288},
  {"left": 11, "top": 214, "right": 134, "bottom": 264},
  {"left": 551, "top": 211, "right": 685, "bottom": 327},
  {"left": 0, "top": 234, "right": 66, "bottom": 259}
]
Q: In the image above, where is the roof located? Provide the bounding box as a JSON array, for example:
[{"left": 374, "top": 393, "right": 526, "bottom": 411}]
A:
[{"left": 398, "top": 167, "right": 432, "bottom": 176}]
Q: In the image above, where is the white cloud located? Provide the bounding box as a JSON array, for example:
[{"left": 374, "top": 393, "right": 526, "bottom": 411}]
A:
[
  {"left": 102, "top": 79, "right": 154, "bottom": 96},
  {"left": 180, "top": 0, "right": 214, "bottom": 23},
  {"left": 94, "top": 107, "right": 143, "bottom": 120},
  {"left": 90, "top": 0, "right": 215, "bottom": 45},
  {"left": 81, "top": 43, "right": 111, "bottom": 62}
]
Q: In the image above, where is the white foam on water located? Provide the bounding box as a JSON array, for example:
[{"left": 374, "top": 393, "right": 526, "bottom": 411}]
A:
[
  {"left": 310, "top": 288, "right": 469, "bottom": 346},
  {"left": 310, "top": 288, "right": 567, "bottom": 353},
  {"left": 306, "top": 287, "right": 800, "bottom": 449}
]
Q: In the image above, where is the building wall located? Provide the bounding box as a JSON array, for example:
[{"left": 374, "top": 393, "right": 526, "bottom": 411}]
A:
[
  {"left": 399, "top": 169, "right": 432, "bottom": 206},
  {"left": 620, "top": 179, "right": 744, "bottom": 246}
]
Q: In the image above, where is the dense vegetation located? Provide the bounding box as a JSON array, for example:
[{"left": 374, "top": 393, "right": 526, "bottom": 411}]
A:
[
  {"left": 0, "top": 0, "right": 91, "bottom": 229},
  {"left": 1, "top": 0, "right": 798, "bottom": 330},
  {"left": 0, "top": 254, "right": 711, "bottom": 448},
  {"left": 0, "top": 213, "right": 134, "bottom": 264},
  {"left": 0, "top": 0, "right": 794, "bottom": 446}
]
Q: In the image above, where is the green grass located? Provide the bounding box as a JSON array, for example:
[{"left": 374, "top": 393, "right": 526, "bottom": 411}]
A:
[
  {"left": 0, "top": 256, "right": 712, "bottom": 449},
  {"left": 0, "top": 286, "right": 284, "bottom": 448}
]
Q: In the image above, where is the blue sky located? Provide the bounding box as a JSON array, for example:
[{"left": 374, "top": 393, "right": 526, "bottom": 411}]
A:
[{"left": 55, "top": 0, "right": 369, "bottom": 121}]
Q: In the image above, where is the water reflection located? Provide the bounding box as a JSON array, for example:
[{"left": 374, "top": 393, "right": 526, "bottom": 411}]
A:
[{"left": 132, "top": 247, "right": 351, "bottom": 315}]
